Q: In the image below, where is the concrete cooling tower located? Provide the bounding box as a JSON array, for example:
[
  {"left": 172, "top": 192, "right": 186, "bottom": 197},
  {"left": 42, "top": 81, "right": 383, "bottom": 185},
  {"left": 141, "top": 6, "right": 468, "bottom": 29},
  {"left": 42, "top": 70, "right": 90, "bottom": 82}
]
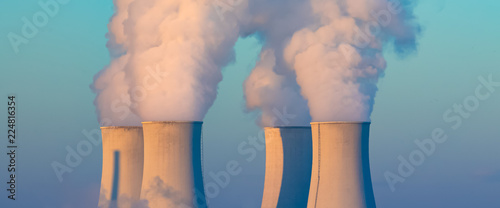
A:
[
  {"left": 307, "top": 122, "right": 376, "bottom": 208},
  {"left": 140, "top": 121, "right": 206, "bottom": 208},
  {"left": 262, "top": 127, "right": 313, "bottom": 208},
  {"left": 100, "top": 126, "right": 144, "bottom": 205}
]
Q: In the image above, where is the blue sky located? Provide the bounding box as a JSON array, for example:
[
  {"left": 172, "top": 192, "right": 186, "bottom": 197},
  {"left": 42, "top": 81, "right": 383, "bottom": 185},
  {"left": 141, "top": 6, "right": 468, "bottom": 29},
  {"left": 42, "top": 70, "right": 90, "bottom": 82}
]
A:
[{"left": 0, "top": 0, "right": 499, "bottom": 207}]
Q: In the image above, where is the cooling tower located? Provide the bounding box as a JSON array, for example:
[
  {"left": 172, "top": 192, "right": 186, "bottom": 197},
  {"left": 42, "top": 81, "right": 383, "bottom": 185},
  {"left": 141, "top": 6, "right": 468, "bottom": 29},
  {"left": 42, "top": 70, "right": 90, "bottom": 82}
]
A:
[
  {"left": 140, "top": 121, "right": 206, "bottom": 208},
  {"left": 262, "top": 127, "right": 313, "bottom": 208},
  {"left": 307, "top": 122, "right": 376, "bottom": 208},
  {"left": 100, "top": 126, "right": 144, "bottom": 206}
]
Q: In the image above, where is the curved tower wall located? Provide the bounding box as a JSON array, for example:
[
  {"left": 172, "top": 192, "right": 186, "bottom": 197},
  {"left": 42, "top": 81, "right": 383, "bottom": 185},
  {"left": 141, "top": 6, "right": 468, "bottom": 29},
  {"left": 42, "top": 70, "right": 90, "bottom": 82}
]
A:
[
  {"left": 262, "top": 127, "right": 313, "bottom": 208},
  {"left": 140, "top": 121, "right": 206, "bottom": 208},
  {"left": 307, "top": 122, "right": 376, "bottom": 208},
  {"left": 100, "top": 126, "right": 144, "bottom": 206}
]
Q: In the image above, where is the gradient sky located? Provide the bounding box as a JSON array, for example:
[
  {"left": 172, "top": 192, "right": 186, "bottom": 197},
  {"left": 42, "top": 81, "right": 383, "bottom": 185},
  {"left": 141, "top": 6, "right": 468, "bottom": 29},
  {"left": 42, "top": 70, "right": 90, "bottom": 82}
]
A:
[{"left": 1, "top": 0, "right": 499, "bottom": 207}]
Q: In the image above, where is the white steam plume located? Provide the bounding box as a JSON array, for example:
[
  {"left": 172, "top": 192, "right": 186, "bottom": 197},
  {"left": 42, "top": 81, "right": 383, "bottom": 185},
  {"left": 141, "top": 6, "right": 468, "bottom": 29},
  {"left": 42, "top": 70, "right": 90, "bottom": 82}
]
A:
[
  {"left": 284, "top": 0, "right": 419, "bottom": 122},
  {"left": 242, "top": 0, "right": 313, "bottom": 127},
  {"left": 244, "top": 0, "right": 419, "bottom": 123},
  {"left": 93, "top": 0, "right": 247, "bottom": 125}
]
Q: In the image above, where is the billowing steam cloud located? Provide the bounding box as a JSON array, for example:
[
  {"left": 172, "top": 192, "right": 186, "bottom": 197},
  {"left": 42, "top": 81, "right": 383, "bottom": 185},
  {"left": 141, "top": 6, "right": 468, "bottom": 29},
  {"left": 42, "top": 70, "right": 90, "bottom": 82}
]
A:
[
  {"left": 243, "top": 0, "right": 419, "bottom": 124},
  {"left": 92, "top": 0, "right": 247, "bottom": 126},
  {"left": 244, "top": 49, "right": 311, "bottom": 127},
  {"left": 93, "top": 0, "right": 419, "bottom": 126},
  {"left": 242, "top": 0, "right": 313, "bottom": 127}
]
